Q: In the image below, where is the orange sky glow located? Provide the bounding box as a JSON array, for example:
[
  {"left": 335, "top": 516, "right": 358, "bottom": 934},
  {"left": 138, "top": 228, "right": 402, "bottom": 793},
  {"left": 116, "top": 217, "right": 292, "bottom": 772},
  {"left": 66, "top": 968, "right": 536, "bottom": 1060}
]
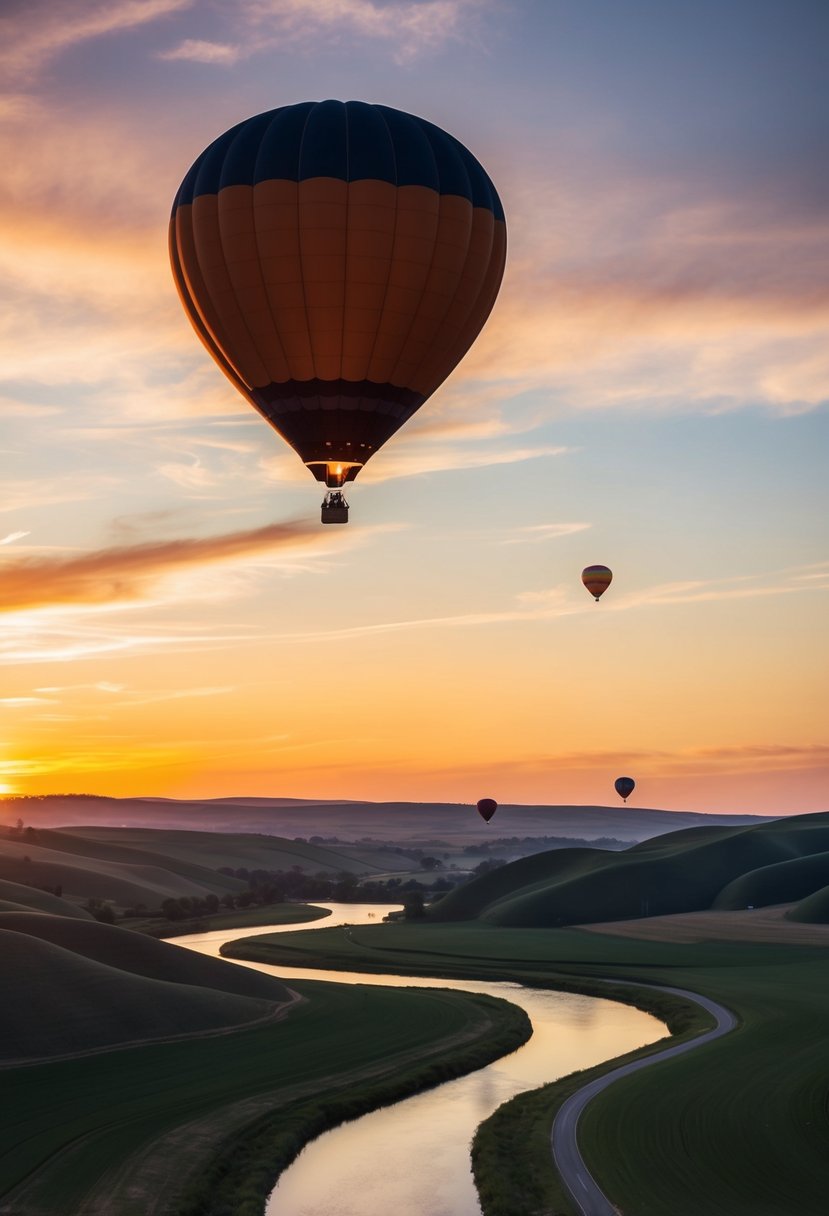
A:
[{"left": 1, "top": 0, "right": 826, "bottom": 817}]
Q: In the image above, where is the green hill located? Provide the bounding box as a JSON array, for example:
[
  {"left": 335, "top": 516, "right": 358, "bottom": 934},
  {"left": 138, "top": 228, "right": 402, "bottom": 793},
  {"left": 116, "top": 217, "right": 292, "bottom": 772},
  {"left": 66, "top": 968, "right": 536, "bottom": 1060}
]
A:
[
  {"left": 0, "top": 878, "right": 93, "bottom": 919},
  {"left": 0, "top": 929, "right": 288, "bottom": 1063},
  {"left": 786, "top": 884, "right": 829, "bottom": 924},
  {"left": 38, "top": 827, "right": 386, "bottom": 876},
  {"left": 713, "top": 851, "right": 829, "bottom": 910},
  {"left": 428, "top": 812, "right": 829, "bottom": 928},
  {"left": 0, "top": 912, "right": 290, "bottom": 1003}
]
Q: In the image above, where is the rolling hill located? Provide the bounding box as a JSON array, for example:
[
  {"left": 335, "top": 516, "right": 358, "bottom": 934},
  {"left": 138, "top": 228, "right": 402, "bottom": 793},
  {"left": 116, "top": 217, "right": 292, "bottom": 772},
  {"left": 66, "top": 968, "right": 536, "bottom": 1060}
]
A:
[
  {"left": 0, "top": 927, "right": 292, "bottom": 1064},
  {"left": 1, "top": 794, "right": 767, "bottom": 844},
  {"left": 0, "top": 825, "right": 390, "bottom": 912},
  {"left": 786, "top": 884, "right": 829, "bottom": 924},
  {"left": 0, "top": 878, "right": 94, "bottom": 919},
  {"left": 428, "top": 811, "right": 829, "bottom": 927}
]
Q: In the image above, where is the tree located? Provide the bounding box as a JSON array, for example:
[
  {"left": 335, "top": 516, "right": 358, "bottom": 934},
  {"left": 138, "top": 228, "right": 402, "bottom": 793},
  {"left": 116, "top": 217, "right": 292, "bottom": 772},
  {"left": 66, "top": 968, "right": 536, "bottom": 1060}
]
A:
[
  {"left": 419, "top": 856, "right": 442, "bottom": 871},
  {"left": 403, "top": 892, "right": 425, "bottom": 919}
]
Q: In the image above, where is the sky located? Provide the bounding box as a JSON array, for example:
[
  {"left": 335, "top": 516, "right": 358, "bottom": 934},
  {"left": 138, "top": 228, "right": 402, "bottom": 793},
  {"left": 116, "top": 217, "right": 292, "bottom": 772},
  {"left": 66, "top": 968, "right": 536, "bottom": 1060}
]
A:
[{"left": 1, "top": 0, "right": 827, "bottom": 814}]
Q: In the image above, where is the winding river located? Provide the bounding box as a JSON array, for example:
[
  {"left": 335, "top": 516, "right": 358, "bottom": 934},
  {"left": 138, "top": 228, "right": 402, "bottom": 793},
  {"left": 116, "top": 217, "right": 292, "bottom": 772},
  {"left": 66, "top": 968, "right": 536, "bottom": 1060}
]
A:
[{"left": 174, "top": 904, "right": 664, "bottom": 1216}]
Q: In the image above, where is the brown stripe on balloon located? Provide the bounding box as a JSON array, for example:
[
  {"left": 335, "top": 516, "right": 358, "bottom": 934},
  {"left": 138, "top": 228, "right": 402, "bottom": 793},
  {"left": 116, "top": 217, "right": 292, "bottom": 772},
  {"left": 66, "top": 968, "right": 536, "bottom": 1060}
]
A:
[
  {"left": 413, "top": 206, "right": 495, "bottom": 395},
  {"left": 169, "top": 216, "right": 259, "bottom": 408},
  {"left": 190, "top": 194, "right": 270, "bottom": 387},
  {"left": 297, "top": 178, "right": 348, "bottom": 383},
  {"left": 341, "top": 179, "right": 398, "bottom": 382},
  {"left": 432, "top": 215, "right": 503, "bottom": 393},
  {"left": 366, "top": 185, "right": 441, "bottom": 384},
  {"left": 253, "top": 179, "right": 315, "bottom": 383},
  {"left": 173, "top": 206, "right": 250, "bottom": 390},
  {"left": 389, "top": 194, "right": 473, "bottom": 391},
  {"left": 218, "top": 185, "right": 290, "bottom": 384}
]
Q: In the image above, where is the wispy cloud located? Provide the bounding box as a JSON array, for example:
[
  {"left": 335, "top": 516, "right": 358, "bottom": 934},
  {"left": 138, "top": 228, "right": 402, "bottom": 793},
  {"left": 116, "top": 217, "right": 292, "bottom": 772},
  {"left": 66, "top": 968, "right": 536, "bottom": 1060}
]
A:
[
  {"left": 159, "top": 0, "right": 488, "bottom": 67},
  {"left": 158, "top": 37, "right": 242, "bottom": 63},
  {"left": 0, "top": 519, "right": 322, "bottom": 613},
  {"left": 500, "top": 523, "right": 591, "bottom": 544},
  {"left": 0, "top": 0, "right": 192, "bottom": 78}
]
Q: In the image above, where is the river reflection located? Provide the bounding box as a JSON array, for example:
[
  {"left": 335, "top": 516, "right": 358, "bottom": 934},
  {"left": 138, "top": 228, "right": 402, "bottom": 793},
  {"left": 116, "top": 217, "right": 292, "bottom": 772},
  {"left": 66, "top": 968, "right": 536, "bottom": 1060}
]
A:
[{"left": 173, "top": 904, "right": 664, "bottom": 1216}]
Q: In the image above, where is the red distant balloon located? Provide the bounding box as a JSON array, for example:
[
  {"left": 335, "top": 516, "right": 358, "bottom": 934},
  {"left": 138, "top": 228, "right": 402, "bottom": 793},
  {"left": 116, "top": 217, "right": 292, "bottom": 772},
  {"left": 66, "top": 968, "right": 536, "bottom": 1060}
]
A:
[
  {"left": 582, "top": 565, "right": 612, "bottom": 602},
  {"left": 476, "top": 798, "right": 497, "bottom": 823}
]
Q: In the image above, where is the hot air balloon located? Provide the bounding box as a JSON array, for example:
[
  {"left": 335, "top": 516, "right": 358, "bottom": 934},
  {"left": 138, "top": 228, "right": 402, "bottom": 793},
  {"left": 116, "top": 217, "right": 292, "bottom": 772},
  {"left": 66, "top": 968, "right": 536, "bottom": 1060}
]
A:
[
  {"left": 169, "top": 100, "right": 507, "bottom": 523},
  {"left": 615, "top": 776, "right": 635, "bottom": 803},
  {"left": 582, "top": 565, "right": 612, "bottom": 601},
  {"left": 476, "top": 798, "right": 497, "bottom": 823}
]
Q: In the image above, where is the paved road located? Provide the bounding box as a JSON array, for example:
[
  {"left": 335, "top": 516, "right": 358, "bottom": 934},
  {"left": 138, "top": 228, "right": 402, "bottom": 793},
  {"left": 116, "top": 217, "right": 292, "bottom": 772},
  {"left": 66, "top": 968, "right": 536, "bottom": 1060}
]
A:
[{"left": 551, "top": 982, "right": 737, "bottom": 1215}]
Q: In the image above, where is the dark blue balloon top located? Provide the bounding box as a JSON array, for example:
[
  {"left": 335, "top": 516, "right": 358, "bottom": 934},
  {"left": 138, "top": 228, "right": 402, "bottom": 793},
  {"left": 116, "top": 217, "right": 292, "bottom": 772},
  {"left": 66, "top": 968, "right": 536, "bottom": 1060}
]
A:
[{"left": 174, "top": 100, "right": 504, "bottom": 221}]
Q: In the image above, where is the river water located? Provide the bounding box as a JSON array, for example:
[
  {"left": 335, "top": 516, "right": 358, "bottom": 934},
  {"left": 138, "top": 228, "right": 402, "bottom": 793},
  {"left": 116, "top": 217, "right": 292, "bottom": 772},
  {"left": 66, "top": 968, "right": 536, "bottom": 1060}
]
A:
[{"left": 174, "top": 904, "right": 663, "bottom": 1216}]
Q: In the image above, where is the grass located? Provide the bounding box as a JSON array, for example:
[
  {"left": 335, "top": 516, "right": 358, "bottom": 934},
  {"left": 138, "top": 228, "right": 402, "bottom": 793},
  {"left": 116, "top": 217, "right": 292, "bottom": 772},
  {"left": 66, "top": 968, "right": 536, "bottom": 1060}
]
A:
[
  {"left": 427, "top": 811, "right": 829, "bottom": 927},
  {"left": 0, "top": 977, "right": 529, "bottom": 1216},
  {"left": 229, "top": 917, "right": 829, "bottom": 1216},
  {"left": 130, "top": 900, "right": 331, "bottom": 938},
  {"left": 0, "top": 928, "right": 287, "bottom": 1062}
]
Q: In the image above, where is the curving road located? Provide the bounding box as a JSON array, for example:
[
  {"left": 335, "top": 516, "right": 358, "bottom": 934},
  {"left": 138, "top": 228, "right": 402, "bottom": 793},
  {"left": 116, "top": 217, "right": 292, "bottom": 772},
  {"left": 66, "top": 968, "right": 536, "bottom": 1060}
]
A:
[{"left": 551, "top": 983, "right": 737, "bottom": 1216}]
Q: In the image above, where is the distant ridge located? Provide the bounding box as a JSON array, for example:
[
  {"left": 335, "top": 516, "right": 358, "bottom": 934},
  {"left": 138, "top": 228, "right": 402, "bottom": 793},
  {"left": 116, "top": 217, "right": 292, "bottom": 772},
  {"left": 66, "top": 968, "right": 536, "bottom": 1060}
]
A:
[{"left": 0, "top": 795, "right": 772, "bottom": 843}]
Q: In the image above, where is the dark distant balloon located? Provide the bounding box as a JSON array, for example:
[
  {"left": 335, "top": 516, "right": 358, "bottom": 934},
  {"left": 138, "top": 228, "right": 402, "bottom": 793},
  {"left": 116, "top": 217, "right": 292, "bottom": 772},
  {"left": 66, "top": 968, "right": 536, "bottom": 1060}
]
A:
[
  {"left": 169, "top": 100, "right": 506, "bottom": 522},
  {"left": 476, "top": 798, "right": 497, "bottom": 823},
  {"left": 615, "top": 776, "right": 635, "bottom": 803},
  {"left": 582, "top": 565, "right": 612, "bottom": 602}
]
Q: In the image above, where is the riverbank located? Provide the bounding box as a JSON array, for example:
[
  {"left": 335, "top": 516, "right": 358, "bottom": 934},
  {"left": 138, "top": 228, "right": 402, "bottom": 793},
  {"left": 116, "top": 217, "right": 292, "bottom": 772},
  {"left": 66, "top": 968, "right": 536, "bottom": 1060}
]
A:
[
  {"left": 0, "top": 909, "right": 529, "bottom": 1216},
  {"left": 229, "top": 917, "right": 829, "bottom": 1215}
]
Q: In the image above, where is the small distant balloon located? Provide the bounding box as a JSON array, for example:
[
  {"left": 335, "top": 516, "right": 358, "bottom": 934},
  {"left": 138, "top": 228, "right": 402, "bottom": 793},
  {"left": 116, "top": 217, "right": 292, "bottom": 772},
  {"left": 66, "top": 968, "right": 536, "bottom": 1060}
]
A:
[
  {"left": 476, "top": 798, "right": 497, "bottom": 823},
  {"left": 615, "top": 776, "right": 635, "bottom": 803},
  {"left": 582, "top": 565, "right": 613, "bottom": 602}
]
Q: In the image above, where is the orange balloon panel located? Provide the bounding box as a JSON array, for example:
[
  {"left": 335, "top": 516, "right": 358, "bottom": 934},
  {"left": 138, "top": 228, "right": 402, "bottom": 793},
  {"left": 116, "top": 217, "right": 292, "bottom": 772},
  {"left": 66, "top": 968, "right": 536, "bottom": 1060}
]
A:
[{"left": 170, "top": 101, "right": 506, "bottom": 483}]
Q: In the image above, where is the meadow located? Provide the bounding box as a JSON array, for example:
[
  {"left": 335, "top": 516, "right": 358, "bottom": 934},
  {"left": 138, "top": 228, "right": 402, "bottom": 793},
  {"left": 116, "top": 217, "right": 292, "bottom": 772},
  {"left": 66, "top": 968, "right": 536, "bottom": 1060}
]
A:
[
  {"left": 230, "top": 917, "right": 829, "bottom": 1215},
  {"left": 0, "top": 975, "right": 528, "bottom": 1216}
]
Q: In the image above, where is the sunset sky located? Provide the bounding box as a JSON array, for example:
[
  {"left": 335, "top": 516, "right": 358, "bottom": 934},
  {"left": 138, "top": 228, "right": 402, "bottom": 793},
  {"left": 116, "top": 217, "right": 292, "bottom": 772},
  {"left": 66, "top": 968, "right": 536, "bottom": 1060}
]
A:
[{"left": 1, "top": 0, "right": 827, "bottom": 814}]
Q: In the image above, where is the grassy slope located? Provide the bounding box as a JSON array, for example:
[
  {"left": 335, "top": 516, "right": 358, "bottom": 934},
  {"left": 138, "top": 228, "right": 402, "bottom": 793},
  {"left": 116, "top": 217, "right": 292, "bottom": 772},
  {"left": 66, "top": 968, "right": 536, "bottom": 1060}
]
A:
[
  {"left": 428, "top": 812, "right": 829, "bottom": 927},
  {"left": 787, "top": 884, "right": 829, "bottom": 923},
  {"left": 0, "top": 929, "right": 286, "bottom": 1062},
  {"left": 0, "top": 827, "right": 392, "bottom": 911},
  {"left": 67, "top": 826, "right": 391, "bottom": 874},
  {"left": 0, "top": 912, "right": 292, "bottom": 1002},
  {"left": 0, "top": 979, "right": 529, "bottom": 1216},
  {"left": 228, "top": 918, "right": 829, "bottom": 1216},
  {"left": 714, "top": 849, "right": 829, "bottom": 909},
  {"left": 0, "top": 877, "right": 93, "bottom": 918}
]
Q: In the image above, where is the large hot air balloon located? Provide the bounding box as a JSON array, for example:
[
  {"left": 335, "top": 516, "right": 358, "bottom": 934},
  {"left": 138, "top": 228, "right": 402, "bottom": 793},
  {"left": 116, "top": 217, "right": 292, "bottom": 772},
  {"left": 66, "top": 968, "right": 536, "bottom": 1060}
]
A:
[
  {"left": 169, "top": 100, "right": 506, "bottom": 523},
  {"left": 615, "top": 776, "right": 635, "bottom": 803},
  {"left": 476, "top": 798, "right": 497, "bottom": 823},
  {"left": 582, "top": 565, "right": 612, "bottom": 602}
]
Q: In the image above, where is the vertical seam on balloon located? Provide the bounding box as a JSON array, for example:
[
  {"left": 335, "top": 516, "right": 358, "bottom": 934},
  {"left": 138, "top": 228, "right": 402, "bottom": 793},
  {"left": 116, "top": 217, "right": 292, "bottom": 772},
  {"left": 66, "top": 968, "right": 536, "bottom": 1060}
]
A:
[
  {"left": 251, "top": 110, "right": 290, "bottom": 389},
  {"left": 337, "top": 104, "right": 350, "bottom": 393},
  {"left": 212, "top": 125, "right": 272, "bottom": 389},
  {"left": 421, "top": 206, "right": 495, "bottom": 398},
  {"left": 391, "top": 127, "right": 474, "bottom": 393},
  {"left": 387, "top": 123, "right": 453, "bottom": 395},
  {"left": 296, "top": 106, "right": 318, "bottom": 399},
  {"left": 170, "top": 215, "right": 258, "bottom": 410},
  {"left": 362, "top": 106, "right": 400, "bottom": 408}
]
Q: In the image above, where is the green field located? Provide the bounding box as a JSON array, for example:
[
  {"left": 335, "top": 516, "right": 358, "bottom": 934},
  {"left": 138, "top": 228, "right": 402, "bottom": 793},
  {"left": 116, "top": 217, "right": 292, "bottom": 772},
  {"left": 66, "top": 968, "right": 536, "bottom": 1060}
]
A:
[
  {"left": 0, "top": 977, "right": 528, "bottom": 1216},
  {"left": 228, "top": 918, "right": 829, "bottom": 1216},
  {"left": 426, "top": 811, "right": 829, "bottom": 926}
]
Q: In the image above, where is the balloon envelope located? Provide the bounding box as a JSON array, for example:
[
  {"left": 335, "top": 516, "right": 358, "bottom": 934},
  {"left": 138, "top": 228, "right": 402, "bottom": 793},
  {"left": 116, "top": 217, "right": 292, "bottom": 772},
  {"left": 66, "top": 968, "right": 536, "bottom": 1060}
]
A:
[
  {"left": 476, "top": 798, "right": 497, "bottom": 822},
  {"left": 582, "top": 565, "right": 612, "bottom": 601},
  {"left": 615, "top": 776, "right": 635, "bottom": 802},
  {"left": 170, "top": 100, "right": 506, "bottom": 489}
]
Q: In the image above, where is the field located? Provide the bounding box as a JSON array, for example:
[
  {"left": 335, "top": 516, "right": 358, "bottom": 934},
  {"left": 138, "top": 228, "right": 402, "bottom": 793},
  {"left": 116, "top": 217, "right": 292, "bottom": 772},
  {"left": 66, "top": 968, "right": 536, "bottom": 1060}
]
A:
[
  {"left": 228, "top": 916, "right": 829, "bottom": 1215},
  {"left": 0, "top": 976, "right": 528, "bottom": 1216}
]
